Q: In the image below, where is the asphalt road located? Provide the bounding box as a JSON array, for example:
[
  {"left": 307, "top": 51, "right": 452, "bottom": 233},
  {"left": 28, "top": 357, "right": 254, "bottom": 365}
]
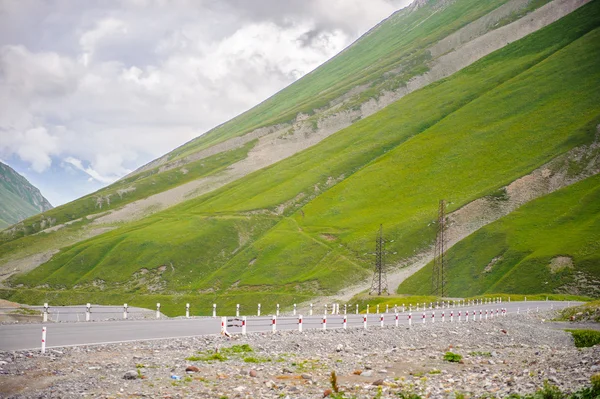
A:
[{"left": 0, "top": 301, "right": 579, "bottom": 351}]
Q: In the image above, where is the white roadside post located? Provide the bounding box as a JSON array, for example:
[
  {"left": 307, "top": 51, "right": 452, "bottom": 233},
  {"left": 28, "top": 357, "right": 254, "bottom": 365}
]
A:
[
  {"left": 442, "top": 310, "right": 445, "bottom": 323},
  {"left": 380, "top": 314, "right": 384, "bottom": 327},
  {"left": 450, "top": 310, "right": 454, "bottom": 323},
  {"left": 310, "top": 303, "right": 313, "bottom": 316},
  {"left": 473, "top": 310, "right": 476, "bottom": 322},
  {"left": 432, "top": 311, "right": 435, "bottom": 324},
  {"left": 236, "top": 304, "right": 240, "bottom": 317},
  {"left": 479, "top": 309, "right": 482, "bottom": 321},
  {"left": 186, "top": 303, "right": 190, "bottom": 319},
  {"left": 367, "top": 304, "right": 370, "bottom": 314},
  {"left": 403, "top": 303, "right": 406, "bottom": 312},
  {"left": 276, "top": 304, "right": 280, "bottom": 317},
  {"left": 322, "top": 315, "right": 327, "bottom": 331},
  {"left": 422, "top": 312, "right": 426, "bottom": 324},
  {"left": 293, "top": 304, "right": 297, "bottom": 316},
  {"left": 324, "top": 304, "right": 327, "bottom": 315},
  {"left": 343, "top": 315, "right": 347, "bottom": 330},
  {"left": 356, "top": 304, "right": 359, "bottom": 314},
  {"left": 363, "top": 314, "right": 368, "bottom": 329},
  {"left": 86, "top": 303, "right": 91, "bottom": 322},
  {"left": 123, "top": 303, "right": 128, "bottom": 320},
  {"left": 376, "top": 304, "right": 380, "bottom": 314},
  {"left": 41, "top": 326, "right": 47, "bottom": 354},
  {"left": 465, "top": 310, "right": 469, "bottom": 323},
  {"left": 212, "top": 304, "right": 216, "bottom": 318},
  {"left": 408, "top": 312, "right": 412, "bottom": 327},
  {"left": 394, "top": 304, "right": 397, "bottom": 313},
  {"left": 257, "top": 303, "right": 261, "bottom": 316},
  {"left": 395, "top": 313, "right": 399, "bottom": 327},
  {"left": 242, "top": 316, "right": 247, "bottom": 335},
  {"left": 220, "top": 317, "right": 226, "bottom": 334},
  {"left": 458, "top": 310, "right": 461, "bottom": 322},
  {"left": 344, "top": 304, "right": 347, "bottom": 315},
  {"left": 156, "top": 303, "right": 161, "bottom": 319},
  {"left": 43, "top": 303, "right": 49, "bottom": 322},
  {"left": 517, "top": 307, "right": 520, "bottom": 314},
  {"left": 485, "top": 309, "right": 488, "bottom": 320},
  {"left": 386, "top": 304, "right": 389, "bottom": 314},
  {"left": 272, "top": 315, "right": 277, "bottom": 333},
  {"left": 298, "top": 314, "right": 303, "bottom": 332}
]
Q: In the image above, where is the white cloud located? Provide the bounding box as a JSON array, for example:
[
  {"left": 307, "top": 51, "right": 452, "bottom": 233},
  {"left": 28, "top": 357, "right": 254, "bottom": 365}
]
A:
[
  {"left": 0, "top": 0, "right": 412, "bottom": 203},
  {"left": 63, "top": 156, "right": 114, "bottom": 184}
]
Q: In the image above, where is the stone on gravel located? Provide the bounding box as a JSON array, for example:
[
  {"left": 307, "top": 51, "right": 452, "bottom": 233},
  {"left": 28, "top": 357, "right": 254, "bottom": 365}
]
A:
[{"left": 123, "top": 370, "right": 138, "bottom": 380}]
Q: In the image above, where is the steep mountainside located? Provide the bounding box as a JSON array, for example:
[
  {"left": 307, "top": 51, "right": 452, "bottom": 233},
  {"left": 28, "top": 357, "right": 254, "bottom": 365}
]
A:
[
  {"left": 399, "top": 172, "right": 600, "bottom": 298},
  {"left": 1, "top": 0, "right": 599, "bottom": 314},
  {"left": 0, "top": 162, "right": 52, "bottom": 230}
]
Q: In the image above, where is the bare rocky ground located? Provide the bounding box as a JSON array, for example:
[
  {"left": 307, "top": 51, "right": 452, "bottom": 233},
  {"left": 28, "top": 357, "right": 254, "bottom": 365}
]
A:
[{"left": 1, "top": 312, "right": 598, "bottom": 398}]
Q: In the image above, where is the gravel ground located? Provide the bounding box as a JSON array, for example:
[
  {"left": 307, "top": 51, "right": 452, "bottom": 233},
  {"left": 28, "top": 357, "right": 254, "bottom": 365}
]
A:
[{"left": 0, "top": 312, "right": 598, "bottom": 398}]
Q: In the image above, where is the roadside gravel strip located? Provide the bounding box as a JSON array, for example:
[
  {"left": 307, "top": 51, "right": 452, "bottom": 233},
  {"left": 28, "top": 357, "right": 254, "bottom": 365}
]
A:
[{"left": 0, "top": 312, "right": 598, "bottom": 398}]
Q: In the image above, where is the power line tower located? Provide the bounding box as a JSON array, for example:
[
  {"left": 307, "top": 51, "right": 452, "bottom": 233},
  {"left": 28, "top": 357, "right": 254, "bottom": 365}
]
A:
[
  {"left": 369, "top": 224, "right": 389, "bottom": 295},
  {"left": 431, "top": 199, "right": 448, "bottom": 297}
]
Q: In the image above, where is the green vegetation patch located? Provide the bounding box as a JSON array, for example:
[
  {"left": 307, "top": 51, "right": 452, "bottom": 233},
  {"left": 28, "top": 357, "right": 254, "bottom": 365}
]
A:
[
  {"left": 567, "top": 329, "right": 600, "bottom": 348},
  {"left": 443, "top": 352, "right": 463, "bottom": 363}
]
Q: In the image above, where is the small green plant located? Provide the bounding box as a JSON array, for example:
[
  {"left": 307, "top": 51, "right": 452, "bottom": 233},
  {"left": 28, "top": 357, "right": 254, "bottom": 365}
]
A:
[
  {"left": 538, "top": 381, "right": 563, "bottom": 399},
  {"left": 330, "top": 370, "right": 339, "bottom": 393},
  {"left": 567, "top": 329, "right": 600, "bottom": 348},
  {"left": 443, "top": 352, "right": 462, "bottom": 363},
  {"left": 429, "top": 369, "right": 441, "bottom": 374}
]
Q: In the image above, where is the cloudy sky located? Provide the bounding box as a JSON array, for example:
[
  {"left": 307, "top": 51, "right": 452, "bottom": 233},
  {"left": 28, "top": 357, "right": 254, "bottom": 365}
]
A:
[{"left": 0, "top": 0, "right": 411, "bottom": 206}]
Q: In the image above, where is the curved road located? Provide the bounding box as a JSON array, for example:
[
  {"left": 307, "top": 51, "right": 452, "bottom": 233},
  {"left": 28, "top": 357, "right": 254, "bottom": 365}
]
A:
[{"left": 0, "top": 301, "right": 578, "bottom": 351}]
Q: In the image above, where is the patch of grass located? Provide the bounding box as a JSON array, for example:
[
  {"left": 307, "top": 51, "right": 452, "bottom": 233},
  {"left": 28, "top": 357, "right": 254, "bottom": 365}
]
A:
[
  {"left": 243, "top": 356, "right": 271, "bottom": 364},
  {"left": 443, "top": 352, "right": 462, "bottom": 363},
  {"left": 221, "top": 344, "right": 253, "bottom": 355},
  {"left": 566, "top": 329, "right": 600, "bottom": 348},
  {"left": 186, "top": 352, "right": 227, "bottom": 362}
]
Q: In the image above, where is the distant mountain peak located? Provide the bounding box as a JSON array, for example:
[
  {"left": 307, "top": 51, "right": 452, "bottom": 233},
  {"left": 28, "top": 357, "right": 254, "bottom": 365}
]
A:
[{"left": 0, "top": 162, "right": 53, "bottom": 229}]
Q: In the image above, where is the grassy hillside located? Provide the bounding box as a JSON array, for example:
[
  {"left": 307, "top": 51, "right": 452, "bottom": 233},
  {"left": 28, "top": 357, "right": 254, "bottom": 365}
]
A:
[
  {"left": 5, "top": 0, "right": 599, "bottom": 314},
  {"left": 398, "top": 173, "right": 600, "bottom": 297},
  {"left": 1, "top": 0, "right": 554, "bottom": 240}
]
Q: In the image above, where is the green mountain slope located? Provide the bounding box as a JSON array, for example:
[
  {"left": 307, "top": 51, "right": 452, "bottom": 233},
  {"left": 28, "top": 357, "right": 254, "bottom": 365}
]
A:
[
  {"left": 0, "top": 162, "right": 52, "bottom": 229},
  {"left": 1, "top": 0, "right": 552, "bottom": 240},
  {"left": 4, "top": 0, "right": 599, "bottom": 314},
  {"left": 398, "top": 172, "right": 600, "bottom": 297}
]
